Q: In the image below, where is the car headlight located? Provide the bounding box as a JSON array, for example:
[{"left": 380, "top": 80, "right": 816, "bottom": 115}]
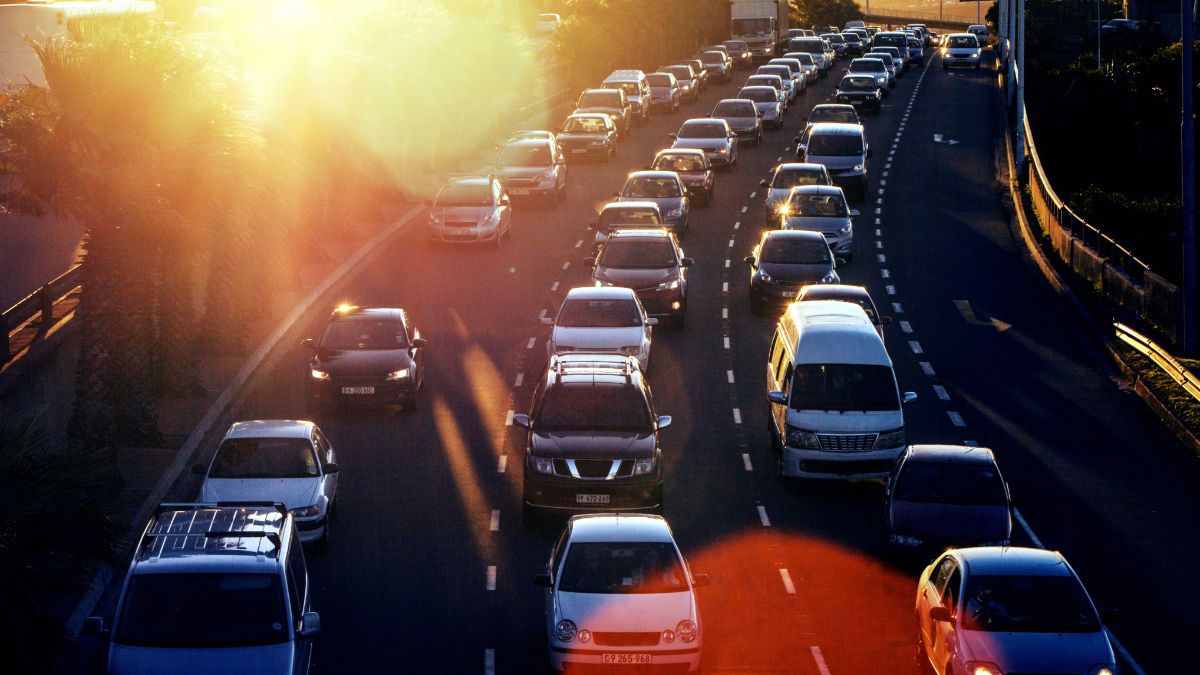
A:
[
  {"left": 875, "top": 428, "right": 905, "bottom": 448},
  {"left": 888, "top": 533, "right": 923, "bottom": 547},
  {"left": 633, "top": 456, "right": 656, "bottom": 475},
  {"left": 310, "top": 368, "right": 331, "bottom": 380},
  {"left": 676, "top": 620, "right": 697, "bottom": 643},
  {"left": 839, "top": 222, "right": 852, "bottom": 235},
  {"left": 666, "top": 207, "right": 684, "bottom": 218},
  {"left": 786, "top": 427, "right": 820, "bottom": 449},
  {"left": 966, "top": 662, "right": 1002, "bottom": 675},
  {"left": 429, "top": 211, "right": 443, "bottom": 223},
  {"left": 534, "top": 457, "right": 555, "bottom": 474},
  {"left": 757, "top": 270, "right": 772, "bottom": 283},
  {"left": 853, "top": 163, "right": 865, "bottom": 171},
  {"left": 656, "top": 279, "right": 681, "bottom": 291},
  {"left": 578, "top": 629, "right": 592, "bottom": 643},
  {"left": 291, "top": 504, "right": 321, "bottom": 518},
  {"left": 594, "top": 279, "right": 616, "bottom": 287},
  {"left": 591, "top": 139, "right": 607, "bottom": 146},
  {"left": 1089, "top": 665, "right": 1116, "bottom": 675},
  {"left": 384, "top": 367, "right": 411, "bottom": 381},
  {"left": 555, "top": 619, "right": 577, "bottom": 642}
]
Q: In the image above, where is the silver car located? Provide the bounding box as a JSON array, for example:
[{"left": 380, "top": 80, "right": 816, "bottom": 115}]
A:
[
  {"left": 941, "top": 33, "right": 982, "bottom": 69},
  {"left": 542, "top": 286, "right": 656, "bottom": 372},
  {"left": 744, "top": 74, "right": 788, "bottom": 111},
  {"left": 711, "top": 98, "right": 762, "bottom": 146},
  {"left": 799, "top": 122, "right": 870, "bottom": 199},
  {"left": 779, "top": 185, "right": 856, "bottom": 260},
  {"left": 589, "top": 200, "right": 663, "bottom": 249},
  {"left": 697, "top": 49, "right": 731, "bottom": 83},
  {"left": 575, "top": 88, "right": 631, "bottom": 135},
  {"left": 615, "top": 171, "right": 690, "bottom": 233},
  {"left": 647, "top": 71, "right": 681, "bottom": 112},
  {"left": 493, "top": 137, "right": 567, "bottom": 206},
  {"left": 738, "top": 86, "right": 784, "bottom": 130},
  {"left": 425, "top": 175, "right": 512, "bottom": 248},
  {"left": 847, "top": 57, "right": 891, "bottom": 93},
  {"left": 768, "top": 57, "right": 809, "bottom": 95},
  {"left": 670, "top": 118, "right": 738, "bottom": 168},
  {"left": 660, "top": 64, "right": 700, "bottom": 102},
  {"left": 869, "top": 46, "right": 906, "bottom": 77},
  {"left": 756, "top": 64, "right": 797, "bottom": 101},
  {"left": 783, "top": 51, "right": 820, "bottom": 84},
  {"left": 760, "top": 162, "right": 833, "bottom": 223}
]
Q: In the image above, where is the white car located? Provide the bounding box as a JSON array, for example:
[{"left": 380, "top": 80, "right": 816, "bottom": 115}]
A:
[
  {"left": 196, "top": 420, "right": 339, "bottom": 546},
  {"left": 543, "top": 287, "right": 656, "bottom": 371},
  {"left": 536, "top": 514, "right": 707, "bottom": 672},
  {"left": 916, "top": 547, "right": 1117, "bottom": 675},
  {"left": 942, "top": 33, "right": 982, "bottom": 70}
]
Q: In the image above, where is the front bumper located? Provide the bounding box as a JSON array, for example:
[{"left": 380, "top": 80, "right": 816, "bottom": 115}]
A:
[
  {"left": 781, "top": 444, "right": 903, "bottom": 479},
  {"left": 524, "top": 472, "right": 663, "bottom": 512},
  {"left": 751, "top": 280, "right": 813, "bottom": 305},
  {"left": 550, "top": 644, "right": 701, "bottom": 672},
  {"left": 836, "top": 93, "right": 881, "bottom": 108},
  {"left": 308, "top": 376, "right": 416, "bottom": 405},
  {"left": 705, "top": 150, "right": 733, "bottom": 166},
  {"left": 562, "top": 143, "right": 611, "bottom": 158},
  {"left": 943, "top": 54, "right": 980, "bottom": 68}
]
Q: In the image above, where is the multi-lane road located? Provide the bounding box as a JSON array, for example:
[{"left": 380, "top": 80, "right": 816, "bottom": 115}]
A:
[{"left": 86, "top": 48, "right": 1199, "bottom": 674}]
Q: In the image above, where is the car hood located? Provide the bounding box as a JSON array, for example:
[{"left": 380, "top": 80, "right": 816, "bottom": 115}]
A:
[
  {"left": 312, "top": 348, "right": 412, "bottom": 376},
  {"left": 672, "top": 138, "right": 731, "bottom": 152},
  {"left": 200, "top": 477, "right": 320, "bottom": 511},
  {"left": 757, "top": 261, "right": 833, "bottom": 282},
  {"left": 806, "top": 154, "right": 861, "bottom": 171},
  {"left": 556, "top": 590, "right": 696, "bottom": 634},
  {"left": 595, "top": 266, "right": 678, "bottom": 289},
  {"left": 108, "top": 642, "right": 296, "bottom": 675},
  {"left": 890, "top": 501, "right": 1010, "bottom": 544},
  {"left": 782, "top": 215, "right": 851, "bottom": 232},
  {"left": 961, "top": 628, "right": 1113, "bottom": 672},
  {"left": 720, "top": 116, "right": 758, "bottom": 131},
  {"left": 497, "top": 166, "right": 552, "bottom": 180},
  {"left": 530, "top": 431, "right": 656, "bottom": 459},
  {"left": 617, "top": 196, "right": 684, "bottom": 214},
  {"left": 752, "top": 101, "right": 781, "bottom": 116},
  {"left": 552, "top": 326, "right": 646, "bottom": 351}
]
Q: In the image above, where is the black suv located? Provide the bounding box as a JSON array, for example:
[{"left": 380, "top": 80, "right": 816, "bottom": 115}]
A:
[
  {"left": 514, "top": 354, "right": 671, "bottom": 525},
  {"left": 304, "top": 306, "right": 427, "bottom": 411}
]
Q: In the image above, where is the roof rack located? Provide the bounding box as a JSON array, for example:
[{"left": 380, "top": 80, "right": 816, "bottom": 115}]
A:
[
  {"left": 156, "top": 501, "right": 288, "bottom": 517},
  {"left": 203, "top": 530, "right": 283, "bottom": 550},
  {"left": 552, "top": 354, "right": 634, "bottom": 381}
]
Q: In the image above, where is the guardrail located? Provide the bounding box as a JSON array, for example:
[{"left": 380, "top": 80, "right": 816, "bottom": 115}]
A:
[
  {"left": 1, "top": 263, "right": 83, "bottom": 366},
  {"left": 1115, "top": 322, "right": 1200, "bottom": 403}
]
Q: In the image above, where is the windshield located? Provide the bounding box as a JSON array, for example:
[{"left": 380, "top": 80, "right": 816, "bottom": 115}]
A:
[
  {"left": 849, "top": 60, "right": 884, "bottom": 73},
  {"left": 559, "top": 542, "right": 687, "bottom": 594},
  {"left": 723, "top": 41, "right": 748, "bottom": 52},
  {"left": 731, "top": 17, "right": 772, "bottom": 35},
  {"left": 875, "top": 34, "right": 906, "bottom": 48},
  {"left": 664, "top": 66, "right": 693, "bottom": 81},
  {"left": 812, "top": 108, "right": 859, "bottom": 124},
  {"left": 842, "top": 76, "right": 878, "bottom": 90},
  {"left": 678, "top": 121, "right": 726, "bottom": 138},
  {"left": 746, "top": 76, "right": 780, "bottom": 90},
  {"left": 646, "top": 73, "right": 672, "bottom": 87},
  {"left": 894, "top": 461, "right": 1008, "bottom": 504},
  {"left": 960, "top": 575, "right": 1101, "bottom": 633},
  {"left": 599, "top": 208, "right": 659, "bottom": 228},
  {"left": 760, "top": 236, "right": 831, "bottom": 264},
  {"left": 497, "top": 144, "right": 551, "bottom": 167},
  {"left": 842, "top": 33, "right": 861, "bottom": 43},
  {"left": 948, "top": 36, "right": 978, "bottom": 48},
  {"left": 654, "top": 154, "right": 706, "bottom": 172},
  {"left": 535, "top": 383, "right": 652, "bottom": 432},
  {"left": 564, "top": 117, "right": 608, "bottom": 134},
  {"left": 623, "top": 176, "right": 682, "bottom": 198},
  {"left": 758, "top": 67, "right": 791, "bottom": 80},
  {"left": 115, "top": 573, "right": 287, "bottom": 648},
  {"left": 772, "top": 167, "right": 825, "bottom": 188},
  {"left": 557, "top": 298, "right": 643, "bottom": 328},
  {"left": 320, "top": 318, "right": 408, "bottom": 350},
  {"left": 599, "top": 239, "right": 678, "bottom": 268},
  {"left": 824, "top": 34, "right": 845, "bottom": 44},
  {"left": 700, "top": 52, "right": 724, "bottom": 64},
  {"left": 790, "top": 364, "right": 899, "bottom": 412},
  {"left": 739, "top": 88, "right": 776, "bottom": 103},
  {"left": 790, "top": 53, "right": 815, "bottom": 64},
  {"left": 712, "top": 101, "right": 755, "bottom": 118},
  {"left": 787, "top": 192, "right": 847, "bottom": 217},
  {"left": 607, "top": 81, "right": 640, "bottom": 97},
  {"left": 437, "top": 183, "right": 492, "bottom": 207},
  {"left": 209, "top": 437, "right": 318, "bottom": 479},
  {"left": 807, "top": 133, "right": 864, "bottom": 156},
  {"left": 578, "top": 92, "right": 621, "bottom": 108}
]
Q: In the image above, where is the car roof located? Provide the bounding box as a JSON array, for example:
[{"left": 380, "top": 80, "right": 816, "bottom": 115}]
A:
[
  {"left": 956, "top": 547, "right": 1073, "bottom": 577},
  {"left": 906, "top": 444, "right": 998, "bottom": 465},
  {"left": 225, "top": 419, "right": 315, "bottom": 440},
  {"left": 581, "top": 87, "right": 620, "bottom": 95},
  {"left": 773, "top": 162, "right": 827, "bottom": 173},
  {"left": 563, "top": 286, "right": 638, "bottom": 303},
  {"left": 808, "top": 122, "right": 865, "bottom": 136},
  {"left": 656, "top": 147, "right": 707, "bottom": 157},
  {"left": 947, "top": 32, "right": 976, "bottom": 38},
  {"left": 501, "top": 137, "right": 551, "bottom": 149},
  {"left": 797, "top": 283, "right": 870, "bottom": 300},
  {"left": 568, "top": 513, "right": 674, "bottom": 543},
  {"left": 566, "top": 112, "right": 611, "bottom": 121},
  {"left": 606, "top": 69, "right": 645, "bottom": 79},
  {"left": 786, "top": 184, "right": 844, "bottom": 197},
  {"left": 607, "top": 227, "right": 674, "bottom": 240},
  {"left": 600, "top": 200, "right": 661, "bottom": 212},
  {"left": 328, "top": 305, "right": 405, "bottom": 321},
  {"left": 627, "top": 170, "right": 682, "bottom": 180},
  {"left": 133, "top": 504, "right": 290, "bottom": 572},
  {"left": 739, "top": 85, "right": 776, "bottom": 93},
  {"left": 811, "top": 103, "right": 857, "bottom": 113},
  {"left": 715, "top": 98, "right": 755, "bottom": 107},
  {"left": 851, "top": 57, "right": 885, "bottom": 64},
  {"left": 764, "top": 228, "right": 826, "bottom": 241},
  {"left": 444, "top": 175, "right": 492, "bottom": 188},
  {"left": 785, "top": 302, "right": 888, "bottom": 364}
]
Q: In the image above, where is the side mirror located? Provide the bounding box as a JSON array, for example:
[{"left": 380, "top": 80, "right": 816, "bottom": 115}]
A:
[
  {"left": 680, "top": 258, "right": 694, "bottom": 267},
  {"left": 301, "top": 338, "right": 315, "bottom": 350},
  {"left": 744, "top": 255, "right": 756, "bottom": 265},
  {"left": 692, "top": 573, "right": 711, "bottom": 588},
  {"left": 929, "top": 606, "right": 954, "bottom": 624},
  {"left": 82, "top": 617, "right": 108, "bottom": 638},
  {"left": 657, "top": 415, "right": 673, "bottom": 430},
  {"left": 759, "top": 179, "right": 770, "bottom": 187},
  {"left": 512, "top": 413, "right": 531, "bottom": 429},
  {"left": 903, "top": 391, "right": 918, "bottom": 405},
  {"left": 646, "top": 317, "right": 659, "bottom": 326},
  {"left": 534, "top": 573, "right": 553, "bottom": 588},
  {"left": 299, "top": 611, "right": 321, "bottom": 638},
  {"left": 192, "top": 463, "right": 207, "bottom": 476},
  {"left": 768, "top": 390, "right": 787, "bottom": 405},
  {"left": 540, "top": 317, "right": 555, "bottom": 326},
  {"left": 880, "top": 316, "right": 893, "bottom": 325},
  {"left": 850, "top": 209, "right": 861, "bottom": 217},
  {"left": 411, "top": 337, "right": 428, "bottom": 349}
]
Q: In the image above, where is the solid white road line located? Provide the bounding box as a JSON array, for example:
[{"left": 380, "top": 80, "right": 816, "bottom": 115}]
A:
[
  {"left": 810, "top": 646, "right": 833, "bottom": 675},
  {"left": 779, "top": 568, "right": 797, "bottom": 594},
  {"left": 485, "top": 648, "right": 496, "bottom": 675},
  {"left": 489, "top": 509, "right": 500, "bottom": 532},
  {"left": 486, "top": 565, "right": 496, "bottom": 591},
  {"left": 757, "top": 505, "right": 771, "bottom": 527},
  {"left": 742, "top": 453, "right": 753, "bottom": 471},
  {"left": 505, "top": 410, "right": 515, "bottom": 426},
  {"left": 732, "top": 408, "right": 742, "bottom": 424},
  {"left": 497, "top": 455, "right": 507, "bottom": 473},
  {"left": 908, "top": 341, "right": 923, "bottom": 354},
  {"left": 899, "top": 320, "right": 912, "bottom": 333},
  {"left": 919, "top": 361, "right": 935, "bottom": 376},
  {"left": 933, "top": 384, "right": 950, "bottom": 400},
  {"left": 947, "top": 411, "right": 966, "bottom": 427},
  {"left": 514, "top": 373, "right": 524, "bottom": 387}
]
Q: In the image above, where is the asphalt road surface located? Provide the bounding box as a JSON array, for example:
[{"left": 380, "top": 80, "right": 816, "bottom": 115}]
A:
[{"left": 88, "top": 50, "right": 1199, "bottom": 674}]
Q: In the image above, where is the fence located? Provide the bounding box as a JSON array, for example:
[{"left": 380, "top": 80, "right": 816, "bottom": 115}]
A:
[
  {"left": 1116, "top": 322, "right": 1200, "bottom": 403},
  {"left": 1, "top": 263, "right": 83, "bottom": 366}
]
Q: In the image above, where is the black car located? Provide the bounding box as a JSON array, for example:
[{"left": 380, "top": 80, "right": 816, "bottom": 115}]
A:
[
  {"left": 304, "top": 306, "right": 427, "bottom": 411},
  {"left": 745, "top": 230, "right": 840, "bottom": 314},
  {"left": 835, "top": 75, "right": 883, "bottom": 112}
]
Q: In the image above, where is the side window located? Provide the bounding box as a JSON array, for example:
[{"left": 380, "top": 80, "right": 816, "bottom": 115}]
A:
[
  {"left": 773, "top": 340, "right": 789, "bottom": 381},
  {"left": 943, "top": 569, "right": 962, "bottom": 610},
  {"left": 781, "top": 364, "right": 793, "bottom": 399},
  {"left": 285, "top": 542, "right": 308, "bottom": 625},
  {"left": 313, "top": 430, "right": 332, "bottom": 465},
  {"left": 933, "top": 557, "right": 957, "bottom": 596},
  {"left": 550, "top": 529, "right": 570, "bottom": 576}
]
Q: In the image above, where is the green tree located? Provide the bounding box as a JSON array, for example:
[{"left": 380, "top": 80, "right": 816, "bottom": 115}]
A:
[{"left": 794, "top": 0, "right": 863, "bottom": 31}]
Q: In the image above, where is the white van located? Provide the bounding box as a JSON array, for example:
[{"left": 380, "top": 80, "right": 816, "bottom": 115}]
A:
[
  {"left": 603, "top": 69, "right": 652, "bottom": 125},
  {"left": 765, "top": 301, "right": 916, "bottom": 479}
]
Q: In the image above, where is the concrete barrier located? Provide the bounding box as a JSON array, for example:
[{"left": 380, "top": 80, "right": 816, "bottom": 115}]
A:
[{"left": 1070, "top": 239, "right": 1107, "bottom": 292}]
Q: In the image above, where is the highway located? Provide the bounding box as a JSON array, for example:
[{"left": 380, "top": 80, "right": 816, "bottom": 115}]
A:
[{"left": 90, "top": 50, "right": 1199, "bottom": 674}]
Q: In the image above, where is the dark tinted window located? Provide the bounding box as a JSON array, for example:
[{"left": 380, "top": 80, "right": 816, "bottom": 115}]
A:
[
  {"left": 738, "top": 87, "right": 776, "bottom": 103},
  {"left": 564, "top": 116, "right": 608, "bottom": 133},
  {"left": 535, "top": 383, "right": 652, "bottom": 432},
  {"left": 598, "top": 208, "right": 660, "bottom": 228},
  {"left": 960, "top": 575, "right": 1101, "bottom": 633},
  {"left": 712, "top": 101, "right": 756, "bottom": 118},
  {"left": 790, "top": 364, "right": 899, "bottom": 412},
  {"left": 807, "top": 133, "right": 864, "bottom": 156},
  {"left": 758, "top": 66, "right": 792, "bottom": 80},
  {"left": 811, "top": 108, "right": 859, "bottom": 124},
  {"left": 759, "top": 236, "right": 831, "bottom": 264},
  {"left": 210, "top": 437, "right": 318, "bottom": 479},
  {"left": 792, "top": 39, "right": 825, "bottom": 53},
  {"left": 700, "top": 51, "right": 724, "bottom": 64},
  {"left": 557, "top": 298, "right": 643, "bottom": 328},
  {"left": 654, "top": 153, "right": 706, "bottom": 172},
  {"left": 599, "top": 239, "right": 678, "bottom": 269},
  {"left": 849, "top": 59, "right": 885, "bottom": 72},
  {"left": 320, "top": 318, "right": 408, "bottom": 350},
  {"left": 607, "top": 81, "right": 640, "bottom": 97},
  {"left": 787, "top": 192, "right": 848, "bottom": 217},
  {"left": 746, "top": 76, "right": 781, "bottom": 90},
  {"left": 663, "top": 66, "right": 693, "bottom": 81},
  {"left": 841, "top": 75, "right": 879, "bottom": 90},
  {"left": 559, "top": 542, "right": 687, "bottom": 594},
  {"left": 893, "top": 460, "right": 1008, "bottom": 504},
  {"left": 772, "top": 167, "right": 827, "bottom": 188},
  {"left": 578, "top": 91, "right": 621, "bottom": 108},
  {"left": 115, "top": 574, "right": 287, "bottom": 647}
]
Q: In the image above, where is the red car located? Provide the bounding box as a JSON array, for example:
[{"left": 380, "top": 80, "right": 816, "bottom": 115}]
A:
[{"left": 649, "top": 148, "right": 715, "bottom": 205}]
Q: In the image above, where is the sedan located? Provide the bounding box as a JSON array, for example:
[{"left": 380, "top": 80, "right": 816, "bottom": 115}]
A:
[
  {"left": 779, "top": 185, "right": 856, "bottom": 260},
  {"left": 556, "top": 113, "right": 618, "bottom": 160},
  {"left": 757, "top": 64, "right": 798, "bottom": 101},
  {"left": 493, "top": 136, "right": 567, "bottom": 205},
  {"left": 424, "top": 174, "right": 512, "bottom": 247},
  {"left": 745, "top": 230, "right": 840, "bottom": 314},
  {"left": 835, "top": 74, "right": 883, "bottom": 112},
  {"left": 647, "top": 71, "right": 681, "bottom": 112},
  {"left": 590, "top": 228, "right": 692, "bottom": 326},
  {"left": 744, "top": 74, "right": 788, "bottom": 111},
  {"left": 738, "top": 86, "right": 784, "bottom": 130},
  {"left": 670, "top": 118, "right": 738, "bottom": 169},
  {"left": 543, "top": 287, "right": 656, "bottom": 372},
  {"left": 615, "top": 171, "right": 690, "bottom": 234},
  {"left": 659, "top": 65, "right": 700, "bottom": 103},
  {"left": 304, "top": 305, "right": 428, "bottom": 410},
  {"left": 941, "top": 33, "right": 982, "bottom": 69},
  {"left": 650, "top": 149, "right": 715, "bottom": 205},
  {"left": 846, "top": 57, "right": 891, "bottom": 93},
  {"left": 760, "top": 162, "right": 833, "bottom": 224},
  {"left": 710, "top": 98, "right": 762, "bottom": 147}
]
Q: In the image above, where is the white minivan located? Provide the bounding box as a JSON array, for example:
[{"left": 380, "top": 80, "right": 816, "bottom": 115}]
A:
[{"left": 765, "top": 301, "right": 916, "bottom": 479}]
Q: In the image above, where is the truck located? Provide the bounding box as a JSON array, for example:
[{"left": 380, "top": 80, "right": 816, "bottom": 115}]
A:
[{"left": 730, "top": 0, "right": 789, "bottom": 61}]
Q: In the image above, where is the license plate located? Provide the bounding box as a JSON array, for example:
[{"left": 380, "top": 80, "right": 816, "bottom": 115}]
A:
[
  {"left": 602, "top": 654, "right": 651, "bottom": 665},
  {"left": 509, "top": 189, "right": 529, "bottom": 195},
  {"left": 571, "top": 148, "right": 588, "bottom": 154},
  {"left": 576, "top": 494, "right": 610, "bottom": 504},
  {"left": 341, "top": 386, "right": 374, "bottom": 395}
]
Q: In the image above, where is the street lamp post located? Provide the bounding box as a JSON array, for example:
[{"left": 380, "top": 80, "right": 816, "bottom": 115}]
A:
[
  {"left": 1182, "top": 0, "right": 1197, "bottom": 353},
  {"left": 1015, "top": 0, "right": 1026, "bottom": 173}
]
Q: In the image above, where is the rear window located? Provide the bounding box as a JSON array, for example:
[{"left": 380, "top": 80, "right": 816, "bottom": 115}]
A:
[
  {"left": 115, "top": 573, "right": 288, "bottom": 648},
  {"left": 535, "top": 383, "right": 652, "bottom": 432},
  {"left": 623, "top": 176, "right": 683, "bottom": 198},
  {"left": 893, "top": 461, "right": 1008, "bottom": 504},
  {"left": 841, "top": 75, "right": 879, "bottom": 89},
  {"left": 654, "top": 153, "right": 706, "bottom": 172},
  {"left": 209, "top": 437, "right": 318, "bottom": 479},
  {"left": 759, "top": 236, "right": 831, "bottom": 265},
  {"left": 787, "top": 192, "right": 848, "bottom": 217},
  {"left": 579, "top": 91, "right": 621, "bottom": 108},
  {"left": 807, "top": 132, "right": 863, "bottom": 156},
  {"left": 712, "top": 101, "right": 755, "bottom": 118},
  {"left": 564, "top": 116, "right": 608, "bottom": 134},
  {"left": 771, "top": 167, "right": 826, "bottom": 188},
  {"left": 646, "top": 73, "right": 672, "bottom": 87},
  {"left": 679, "top": 121, "right": 727, "bottom": 139},
  {"left": 738, "top": 87, "right": 776, "bottom": 103},
  {"left": 599, "top": 239, "right": 678, "bottom": 269}
]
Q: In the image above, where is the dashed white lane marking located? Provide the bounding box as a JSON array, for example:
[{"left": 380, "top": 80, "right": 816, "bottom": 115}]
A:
[
  {"left": 497, "top": 455, "right": 507, "bottom": 473},
  {"left": 880, "top": 178, "right": 887, "bottom": 184},
  {"left": 757, "top": 505, "right": 772, "bottom": 527},
  {"left": 892, "top": 302, "right": 904, "bottom": 313},
  {"left": 749, "top": 191, "right": 757, "bottom": 198},
  {"left": 908, "top": 340, "right": 923, "bottom": 354},
  {"left": 875, "top": 228, "right": 882, "bottom": 236},
  {"left": 810, "top": 646, "right": 832, "bottom": 675},
  {"left": 722, "top": 307, "right": 729, "bottom": 319},
  {"left": 485, "top": 648, "right": 496, "bottom": 675},
  {"left": 933, "top": 384, "right": 950, "bottom": 400},
  {"left": 899, "top": 320, "right": 912, "bottom": 333},
  {"left": 561, "top": 261, "right": 570, "bottom": 270},
  {"left": 550, "top": 281, "right": 559, "bottom": 292},
  {"left": 575, "top": 239, "right": 584, "bottom": 248},
  {"left": 732, "top": 408, "right": 742, "bottom": 424},
  {"left": 741, "top": 205, "right": 748, "bottom": 213},
  {"left": 880, "top": 268, "right": 890, "bottom": 278},
  {"left": 486, "top": 565, "right": 497, "bottom": 591},
  {"left": 877, "top": 254, "right": 887, "bottom": 263},
  {"left": 537, "top": 308, "right": 548, "bottom": 321},
  {"left": 505, "top": 410, "right": 515, "bottom": 426},
  {"left": 876, "top": 196, "right": 883, "bottom": 204},
  {"left": 727, "top": 369, "right": 735, "bottom": 383},
  {"left": 526, "top": 337, "right": 536, "bottom": 349},
  {"left": 875, "top": 217, "right": 881, "bottom": 225},
  {"left": 723, "top": 336, "right": 731, "bottom": 349},
  {"left": 948, "top": 411, "right": 966, "bottom": 427},
  {"left": 734, "top": 221, "right": 741, "bottom": 229},
  {"left": 875, "top": 241, "right": 883, "bottom": 249},
  {"left": 742, "top": 453, "right": 753, "bottom": 471},
  {"left": 514, "top": 373, "right": 524, "bottom": 387},
  {"left": 886, "top": 285, "right": 896, "bottom": 295},
  {"left": 919, "top": 361, "right": 935, "bottom": 376},
  {"left": 728, "top": 239, "right": 735, "bottom": 248},
  {"left": 1013, "top": 508, "right": 1044, "bottom": 548},
  {"left": 885, "top": 162, "right": 892, "bottom": 170},
  {"left": 874, "top": 207, "right": 882, "bottom": 214},
  {"left": 489, "top": 509, "right": 500, "bottom": 532},
  {"left": 725, "top": 259, "right": 731, "bottom": 268},
  {"left": 722, "top": 281, "right": 729, "bottom": 292},
  {"left": 779, "top": 568, "right": 797, "bottom": 594}
]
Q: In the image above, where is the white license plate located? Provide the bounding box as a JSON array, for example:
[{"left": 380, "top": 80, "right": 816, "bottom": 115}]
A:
[
  {"left": 571, "top": 148, "right": 588, "bottom": 154},
  {"left": 602, "top": 654, "right": 651, "bottom": 665},
  {"left": 508, "top": 189, "right": 530, "bottom": 195},
  {"left": 341, "top": 386, "right": 375, "bottom": 395},
  {"left": 576, "top": 494, "right": 610, "bottom": 504}
]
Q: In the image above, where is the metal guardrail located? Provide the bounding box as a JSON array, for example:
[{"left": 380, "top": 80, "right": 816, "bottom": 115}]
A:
[
  {"left": 1115, "top": 322, "right": 1200, "bottom": 403},
  {"left": 1, "top": 263, "right": 83, "bottom": 365}
]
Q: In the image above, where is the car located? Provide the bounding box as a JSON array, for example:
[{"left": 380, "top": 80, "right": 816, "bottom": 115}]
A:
[
  {"left": 721, "top": 39, "right": 753, "bottom": 69},
  {"left": 424, "top": 174, "right": 512, "bottom": 247},
  {"left": 696, "top": 49, "right": 732, "bottom": 83},
  {"left": 908, "top": 24, "right": 931, "bottom": 46},
  {"left": 872, "top": 31, "right": 914, "bottom": 68},
  {"left": 603, "top": 70, "right": 651, "bottom": 124},
  {"left": 683, "top": 58, "right": 710, "bottom": 91},
  {"left": 556, "top": 113, "right": 618, "bottom": 160},
  {"left": 844, "top": 27, "right": 871, "bottom": 47},
  {"left": 845, "top": 20, "right": 866, "bottom": 30},
  {"left": 942, "top": 33, "right": 982, "bottom": 69},
  {"left": 870, "top": 46, "right": 906, "bottom": 76},
  {"left": 840, "top": 31, "right": 864, "bottom": 56},
  {"left": 649, "top": 148, "right": 715, "bottom": 205},
  {"left": 670, "top": 118, "right": 738, "bottom": 168},
  {"left": 743, "top": 73, "right": 788, "bottom": 110},
  {"left": 757, "top": 64, "right": 799, "bottom": 101},
  {"left": 304, "top": 305, "right": 428, "bottom": 410},
  {"left": 906, "top": 34, "right": 925, "bottom": 65},
  {"left": 766, "top": 57, "right": 808, "bottom": 95},
  {"left": 515, "top": 354, "right": 670, "bottom": 521},
  {"left": 196, "top": 420, "right": 339, "bottom": 547},
  {"left": 782, "top": 51, "right": 820, "bottom": 83},
  {"left": 535, "top": 514, "right": 706, "bottom": 673},
  {"left": 659, "top": 64, "right": 700, "bottom": 103},
  {"left": 787, "top": 37, "right": 832, "bottom": 74},
  {"left": 1100, "top": 18, "right": 1139, "bottom": 36},
  {"left": 614, "top": 171, "right": 690, "bottom": 234},
  {"left": 760, "top": 162, "right": 833, "bottom": 222},
  {"left": 738, "top": 85, "right": 784, "bottom": 130},
  {"left": 798, "top": 122, "right": 871, "bottom": 199},
  {"left": 820, "top": 32, "right": 847, "bottom": 58},
  {"left": 711, "top": 97, "right": 762, "bottom": 147},
  {"left": 778, "top": 185, "right": 856, "bottom": 261},
  {"left": 847, "top": 57, "right": 891, "bottom": 92},
  {"left": 575, "top": 88, "right": 632, "bottom": 135},
  {"left": 916, "top": 548, "right": 1117, "bottom": 675},
  {"left": 504, "top": 129, "right": 555, "bottom": 143},
  {"left": 85, "top": 503, "right": 320, "bottom": 675},
  {"left": 868, "top": 51, "right": 899, "bottom": 85},
  {"left": 886, "top": 445, "right": 1012, "bottom": 553},
  {"left": 795, "top": 103, "right": 861, "bottom": 145},
  {"left": 493, "top": 136, "right": 568, "bottom": 205},
  {"left": 536, "top": 13, "right": 561, "bottom": 33},
  {"left": 834, "top": 74, "right": 883, "bottom": 112},
  {"left": 589, "top": 201, "right": 663, "bottom": 249},
  {"left": 646, "top": 71, "right": 681, "bottom": 112},
  {"left": 795, "top": 284, "right": 890, "bottom": 342},
  {"left": 967, "top": 23, "right": 989, "bottom": 42},
  {"left": 589, "top": 228, "right": 691, "bottom": 326},
  {"left": 543, "top": 287, "right": 657, "bottom": 372},
  {"left": 745, "top": 230, "right": 840, "bottom": 314}
]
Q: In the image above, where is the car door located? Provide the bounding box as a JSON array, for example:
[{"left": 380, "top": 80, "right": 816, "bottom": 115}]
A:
[
  {"left": 545, "top": 527, "right": 569, "bottom": 634},
  {"left": 313, "top": 428, "right": 338, "bottom": 507},
  {"left": 919, "top": 555, "right": 955, "bottom": 654},
  {"left": 932, "top": 566, "right": 963, "bottom": 671},
  {"left": 286, "top": 543, "right": 313, "bottom": 674}
]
